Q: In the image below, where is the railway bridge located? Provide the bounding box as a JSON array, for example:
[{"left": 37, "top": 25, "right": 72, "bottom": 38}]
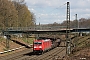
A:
[{"left": 3, "top": 26, "right": 90, "bottom": 35}]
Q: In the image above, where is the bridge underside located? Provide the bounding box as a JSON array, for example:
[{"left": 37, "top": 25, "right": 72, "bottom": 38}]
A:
[
  {"left": 3, "top": 30, "right": 68, "bottom": 35},
  {"left": 3, "top": 28, "right": 90, "bottom": 35}
]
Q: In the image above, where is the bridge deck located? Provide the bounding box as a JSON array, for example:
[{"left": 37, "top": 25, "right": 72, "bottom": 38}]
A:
[{"left": 3, "top": 28, "right": 90, "bottom": 35}]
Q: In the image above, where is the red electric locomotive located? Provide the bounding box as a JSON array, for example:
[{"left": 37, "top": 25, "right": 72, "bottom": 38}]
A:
[{"left": 33, "top": 38, "right": 52, "bottom": 54}]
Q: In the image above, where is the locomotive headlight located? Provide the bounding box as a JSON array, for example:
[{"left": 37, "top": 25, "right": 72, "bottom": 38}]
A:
[
  {"left": 34, "top": 46, "right": 37, "bottom": 48},
  {"left": 39, "top": 46, "right": 42, "bottom": 48}
]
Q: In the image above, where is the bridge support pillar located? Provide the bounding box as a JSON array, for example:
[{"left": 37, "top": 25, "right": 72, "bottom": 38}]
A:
[{"left": 80, "top": 33, "right": 82, "bottom": 36}]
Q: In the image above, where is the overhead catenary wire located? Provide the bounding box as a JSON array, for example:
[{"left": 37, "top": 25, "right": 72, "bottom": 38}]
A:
[
  {"left": 47, "top": 3, "right": 67, "bottom": 14},
  {"left": 37, "top": 3, "right": 67, "bottom": 20}
]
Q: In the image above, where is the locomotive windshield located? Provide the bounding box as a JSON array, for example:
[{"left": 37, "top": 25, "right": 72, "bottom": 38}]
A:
[{"left": 34, "top": 42, "right": 42, "bottom": 44}]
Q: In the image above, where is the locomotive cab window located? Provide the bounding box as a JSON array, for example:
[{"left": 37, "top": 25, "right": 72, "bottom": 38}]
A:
[{"left": 34, "top": 42, "right": 42, "bottom": 44}]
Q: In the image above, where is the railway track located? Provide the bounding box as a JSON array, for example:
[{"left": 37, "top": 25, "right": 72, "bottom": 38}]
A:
[
  {"left": 21, "top": 47, "right": 66, "bottom": 60},
  {"left": 37, "top": 47, "right": 65, "bottom": 60},
  {"left": 0, "top": 48, "right": 33, "bottom": 60},
  {"left": 0, "top": 47, "right": 66, "bottom": 60},
  {"left": 16, "top": 52, "right": 37, "bottom": 60}
]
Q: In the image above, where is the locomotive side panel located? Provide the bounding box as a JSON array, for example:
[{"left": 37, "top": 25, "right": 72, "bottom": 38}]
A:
[{"left": 43, "top": 39, "right": 51, "bottom": 51}]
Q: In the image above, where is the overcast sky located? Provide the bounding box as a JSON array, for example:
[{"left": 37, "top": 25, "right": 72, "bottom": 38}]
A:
[{"left": 25, "top": 0, "right": 90, "bottom": 24}]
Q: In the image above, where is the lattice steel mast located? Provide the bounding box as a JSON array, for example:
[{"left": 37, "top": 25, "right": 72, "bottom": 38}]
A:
[{"left": 66, "top": 2, "right": 71, "bottom": 55}]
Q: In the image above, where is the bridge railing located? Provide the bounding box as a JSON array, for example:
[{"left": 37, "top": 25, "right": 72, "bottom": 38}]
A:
[{"left": 5, "top": 26, "right": 67, "bottom": 31}]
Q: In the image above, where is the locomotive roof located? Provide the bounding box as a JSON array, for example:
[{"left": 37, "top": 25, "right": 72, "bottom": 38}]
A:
[
  {"left": 34, "top": 39, "right": 51, "bottom": 42},
  {"left": 37, "top": 37, "right": 56, "bottom": 40}
]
